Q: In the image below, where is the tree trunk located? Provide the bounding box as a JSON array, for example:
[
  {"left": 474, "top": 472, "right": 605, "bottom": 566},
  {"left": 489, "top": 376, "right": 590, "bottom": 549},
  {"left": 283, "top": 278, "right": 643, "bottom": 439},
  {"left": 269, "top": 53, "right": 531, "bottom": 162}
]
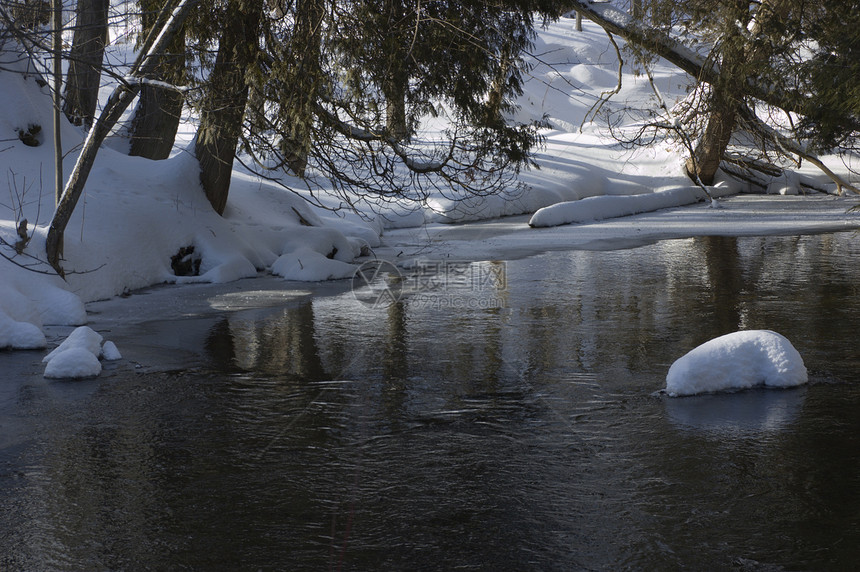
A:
[
  {"left": 382, "top": 0, "right": 408, "bottom": 141},
  {"left": 686, "top": 90, "right": 738, "bottom": 185},
  {"left": 686, "top": 0, "right": 791, "bottom": 185},
  {"left": 383, "top": 72, "right": 408, "bottom": 141},
  {"left": 128, "top": 0, "right": 186, "bottom": 160},
  {"left": 129, "top": 81, "right": 184, "bottom": 159},
  {"left": 63, "top": 0, "right": 109, "bottom": 127},
  {"left": 278, "top": 0, "right": 322, "bottom": 177},
  {"left": 51, "top": 0, "right": 62, "bottom": 206},
  {"left": 486, "top": 41, "right": 513, "bottom": 125},
  {"left": 195, "top": 0, "right": 261, "bottom": 214}
]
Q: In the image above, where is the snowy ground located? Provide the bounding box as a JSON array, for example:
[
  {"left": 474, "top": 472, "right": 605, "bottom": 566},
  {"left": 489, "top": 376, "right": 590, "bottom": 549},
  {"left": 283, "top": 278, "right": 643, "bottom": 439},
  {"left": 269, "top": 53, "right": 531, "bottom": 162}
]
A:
[{"left": 1, "top": 13, "right": 859, "bottom": 378}]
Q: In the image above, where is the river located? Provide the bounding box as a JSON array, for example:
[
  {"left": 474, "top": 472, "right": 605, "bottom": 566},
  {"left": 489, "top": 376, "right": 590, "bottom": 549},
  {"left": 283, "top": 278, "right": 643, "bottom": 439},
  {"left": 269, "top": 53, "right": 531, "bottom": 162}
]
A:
[{"left": 2, "top": 232, "right": 860, "bottom": 570}]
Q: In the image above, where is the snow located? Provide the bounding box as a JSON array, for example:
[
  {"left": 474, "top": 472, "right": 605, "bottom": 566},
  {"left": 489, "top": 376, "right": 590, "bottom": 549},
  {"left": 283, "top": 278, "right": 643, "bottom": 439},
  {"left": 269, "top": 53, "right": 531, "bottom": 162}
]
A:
[
  {"left": 44, "top": 347, "right": 102, "bottom": 379},
  {"left": 271, "top": 247, "right": 358, "bottom": 281},
  {"left": 665, "top": 330, "right": 808, "bottom": 397},
  {"left": 0, "top": 311, "right": 46, "bottom": 350},
  {"left": 529, "top": 185, "right": 725, "bottom": 227},
  {"left": 101, "top": 340, "right": 122, "bottom": 361},
  {"left": 0, "top": 12, "right": 859, "bottom": 376},
  {"left": 41, "top": 325, "right": 122, "bottom": 379},
  {"left": 42, "top": 325, "right": 104, "bottom": 363}
]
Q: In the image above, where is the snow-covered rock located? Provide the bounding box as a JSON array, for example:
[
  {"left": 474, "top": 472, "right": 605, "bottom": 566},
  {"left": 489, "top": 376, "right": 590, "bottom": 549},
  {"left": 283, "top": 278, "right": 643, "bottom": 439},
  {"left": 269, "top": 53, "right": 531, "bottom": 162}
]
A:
[
  {"left": 42, "top": 326, "right": 122, "bottom": 379},
  {"left": 665, "top": 330, "right": 808, "bottom": 397},
  {"left": 44, "top": 347, "right": 102, "bottom": 379},
  {"left": 101, "top": 340, "right": 122, "bottom": 361},
  {"left": 43, "top": 326, "right": 103, "bottom": 364}
]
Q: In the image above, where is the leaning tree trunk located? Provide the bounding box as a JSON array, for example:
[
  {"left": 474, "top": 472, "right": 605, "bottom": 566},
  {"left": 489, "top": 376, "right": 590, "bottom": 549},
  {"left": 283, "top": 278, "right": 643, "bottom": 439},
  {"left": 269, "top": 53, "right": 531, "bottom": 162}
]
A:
[
  {"left": 128, "top": 0, "right": 186, "bottom": 160},
  {"left": 195, "top": 0, "right": 261, "bottom": 214},
  {"left": 686, "top": 0, "right": 790, "bottom": 186},
  {"left": 684, "top": 1, "right": 749, "bottom": 186},
  {"left": 63, "top": 0, "right": 109, "bottom": 127},
  {"left": 486, "top": 40, "right": 514, "bottom": 126},
  {"left": 685, "top": 88, "right": 738, "bottom": 185}
]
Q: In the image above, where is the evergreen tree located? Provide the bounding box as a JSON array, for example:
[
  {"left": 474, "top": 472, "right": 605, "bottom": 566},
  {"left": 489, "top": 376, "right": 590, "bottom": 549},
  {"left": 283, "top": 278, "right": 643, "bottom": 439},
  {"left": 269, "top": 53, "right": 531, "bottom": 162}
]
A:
[
  {"left": 232, "top": 0, "right": 558, "bottom": 211},
  {"left": 573, "top": 0, "right": 859, "bottom": 187},
  {"left": 797, "top": 2, "right": 860, "bottom": 152}
]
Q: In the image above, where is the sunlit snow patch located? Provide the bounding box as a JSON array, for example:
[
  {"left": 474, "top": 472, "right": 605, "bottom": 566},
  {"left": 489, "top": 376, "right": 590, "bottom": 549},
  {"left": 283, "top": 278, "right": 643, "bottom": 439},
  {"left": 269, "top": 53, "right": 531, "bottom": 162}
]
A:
[
  {"left": 43, "top": 326, "right": 122, "bottom": 379},
  {"left": 665, "top": 330, "right": 807, "bottom": 397}
]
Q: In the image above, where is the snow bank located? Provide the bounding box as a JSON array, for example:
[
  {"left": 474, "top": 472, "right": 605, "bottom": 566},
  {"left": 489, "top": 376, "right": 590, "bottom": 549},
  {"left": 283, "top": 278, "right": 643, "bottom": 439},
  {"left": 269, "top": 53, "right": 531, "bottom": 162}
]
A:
[
  {"left": 527, "top": 171, "right": 746, "bottom": 228},
  {"left": 0, "top": 252, "right": 87, "bottom": 349},
  {"left": 528, "top": 187, "right": 705, "bottom": 227},
  {"left": 0, "top": 53, "right": 379, "bottom": 344},
  {"left": 42, "top": 326, "right": 122, "bottom": 379},
  {"left": 665, "top": 330, "right": 808, "bottom": 397},
  {"left": 0, "top": 311, "right": 46, "bottom": 350}
]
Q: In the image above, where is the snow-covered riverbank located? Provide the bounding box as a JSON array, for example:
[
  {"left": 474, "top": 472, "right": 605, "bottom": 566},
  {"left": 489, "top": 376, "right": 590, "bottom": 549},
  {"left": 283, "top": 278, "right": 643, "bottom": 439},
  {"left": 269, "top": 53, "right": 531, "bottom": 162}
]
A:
[{"left": 2, "top": 14, "right": 859, "bottom": 364}]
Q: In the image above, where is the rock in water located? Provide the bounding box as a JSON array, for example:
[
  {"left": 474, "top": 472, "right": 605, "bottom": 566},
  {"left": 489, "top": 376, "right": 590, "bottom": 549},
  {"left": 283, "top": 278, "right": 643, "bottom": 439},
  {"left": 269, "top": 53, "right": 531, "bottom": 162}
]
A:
[{"left": 666, "top": 330, "right": 807, "bottom": 397}]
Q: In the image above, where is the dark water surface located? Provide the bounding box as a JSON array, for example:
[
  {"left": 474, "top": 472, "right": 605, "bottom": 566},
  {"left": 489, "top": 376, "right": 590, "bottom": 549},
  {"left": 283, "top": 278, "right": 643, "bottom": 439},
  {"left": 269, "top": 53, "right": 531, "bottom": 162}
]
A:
[{"left": 2, "top": 234, "right": 860, "bottom": 571}]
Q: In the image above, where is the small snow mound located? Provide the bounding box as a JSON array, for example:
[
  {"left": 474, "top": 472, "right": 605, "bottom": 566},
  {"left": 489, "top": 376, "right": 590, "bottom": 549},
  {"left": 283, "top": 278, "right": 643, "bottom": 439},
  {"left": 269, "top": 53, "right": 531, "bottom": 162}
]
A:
[
  {"left": 766, "top": 171, "right": 801, "bottom": 195},
  {"left": 666, "top": 330, "right": 807, "bottom": 397},
  {"left": 43, "top": 326, "right": 103, "bottom": 363},
  {"left": 101, "top": 340, "right": 122, "bottom": 361},
  {"left": 44, "top": 347, "right": 102, "bottom": 379}
]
